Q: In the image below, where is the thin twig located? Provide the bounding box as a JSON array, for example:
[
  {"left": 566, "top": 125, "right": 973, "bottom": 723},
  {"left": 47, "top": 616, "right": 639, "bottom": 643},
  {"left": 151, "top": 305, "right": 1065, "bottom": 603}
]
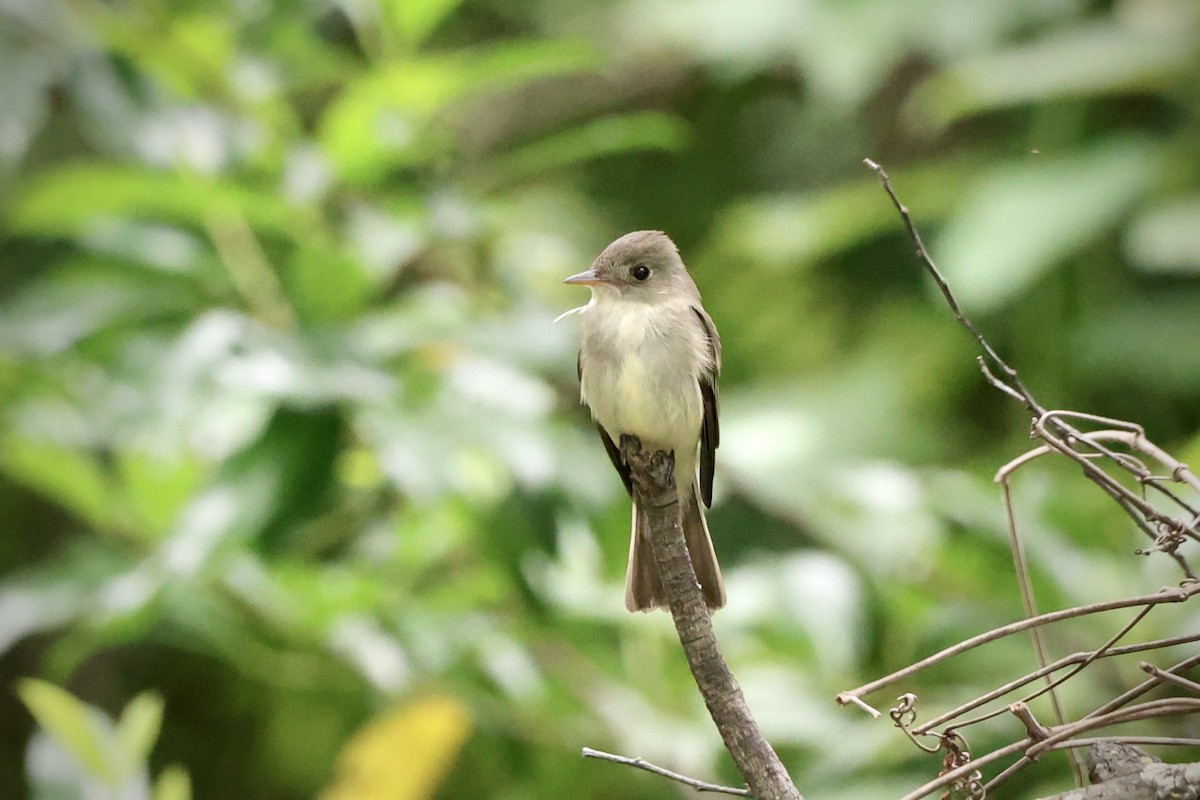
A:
[
  {"left": 899, "top": 699, "right": 1200, "bottom": 800},
  {"left": 1000, "top": 478, "right": 1084, "bottom": 782},
  {"left": 859, "top": 157, "right": 1200, "bottom": 798},
  {"left": 868, "top": 158, "right": 1200, "bottom": 570},
  {"left": 581, "top": 748, "right": 753, "bottom": 796},
  {"left": 837, "top": 583, "right": 1200, "bottom": 710},
  {"left": 1048, "top": 735, "right": 1200, "bottom": 751},
  {"left": 1024, "top": 697, "right": 1200, "bottom": 761},
  {"left": 1139, "top": 662, "right": 1200, "bottom": 695},
  {"left": 1000, "top": 472, "right": 1089, "bottom": 786},
  {"left": 862, "top": 158, "right": 1042, "bottom": 414},
  {"left": 1085, "top": 652, "right": 1200, "bottom": 720},
  {"left": 947, "top": 605, "right": 1156, "bottom": 733},
  {"left": 1029, "top": 417, "right": 1200, "bottom": 557},
  {"left": 996, "top": 428, "right": 1200, "bottom": 578},
  {"left": 912, "top": 632, "right": 1200, "bottom": 734}
]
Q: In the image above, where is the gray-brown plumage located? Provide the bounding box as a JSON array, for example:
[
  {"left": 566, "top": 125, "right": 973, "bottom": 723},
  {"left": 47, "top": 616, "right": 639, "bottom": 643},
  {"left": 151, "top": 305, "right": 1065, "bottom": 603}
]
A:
[{"left": 565, "top": 231, "right": 725, "bottom": 612}]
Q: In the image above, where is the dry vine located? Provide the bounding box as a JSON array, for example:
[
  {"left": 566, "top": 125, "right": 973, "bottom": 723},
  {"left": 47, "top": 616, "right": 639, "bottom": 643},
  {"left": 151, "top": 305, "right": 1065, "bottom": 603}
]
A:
[{"left": 836, "top": 159, "right": 1200, "bottom": 799}]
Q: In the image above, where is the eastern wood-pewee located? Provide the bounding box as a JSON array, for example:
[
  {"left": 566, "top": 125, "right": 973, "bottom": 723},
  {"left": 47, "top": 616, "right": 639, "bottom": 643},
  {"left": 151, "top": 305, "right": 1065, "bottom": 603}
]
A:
[{"left": 564, "top": 230, "right": 725, "bottom": 612}]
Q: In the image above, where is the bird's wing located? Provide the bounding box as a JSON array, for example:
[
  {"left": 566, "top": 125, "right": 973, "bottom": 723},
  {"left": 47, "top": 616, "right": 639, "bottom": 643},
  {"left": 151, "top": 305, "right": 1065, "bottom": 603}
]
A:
[
  {"left": 579, "top": 350, "right": 633, "bottom": 496},
  {"left": 692, "top": 306, "right": 721, "bottom": 508}
]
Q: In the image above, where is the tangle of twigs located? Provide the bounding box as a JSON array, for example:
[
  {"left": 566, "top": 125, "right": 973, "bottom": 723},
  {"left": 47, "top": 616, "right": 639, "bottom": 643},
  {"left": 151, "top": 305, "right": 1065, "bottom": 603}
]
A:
[{"left": 839, "top": 159, "right": 1200, "bottom": 799}]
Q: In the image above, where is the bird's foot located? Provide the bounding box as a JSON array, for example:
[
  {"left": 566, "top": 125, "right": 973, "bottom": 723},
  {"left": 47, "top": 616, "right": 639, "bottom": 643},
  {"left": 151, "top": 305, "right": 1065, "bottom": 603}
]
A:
[{"left": 618, "top": 434, "right": 675, "bottom": 492}]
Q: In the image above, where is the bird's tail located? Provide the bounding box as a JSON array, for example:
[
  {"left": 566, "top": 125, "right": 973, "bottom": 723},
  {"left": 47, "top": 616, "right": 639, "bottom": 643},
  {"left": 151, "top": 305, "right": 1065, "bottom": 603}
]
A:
[{"left": 624, "top": 484, "right": 726, "bottom": 613}]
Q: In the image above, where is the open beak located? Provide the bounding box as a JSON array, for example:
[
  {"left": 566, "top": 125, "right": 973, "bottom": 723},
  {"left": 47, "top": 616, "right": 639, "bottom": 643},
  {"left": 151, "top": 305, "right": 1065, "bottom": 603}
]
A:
[{"left": 563, "top": 268, "right": 614, "bottom": 286}]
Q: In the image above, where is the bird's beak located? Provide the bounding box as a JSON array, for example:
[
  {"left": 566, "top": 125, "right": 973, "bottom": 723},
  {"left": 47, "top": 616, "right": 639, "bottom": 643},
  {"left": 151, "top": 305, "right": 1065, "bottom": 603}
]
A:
[{"left": 563, "top": 268, "right": 614, "bottom": 286}]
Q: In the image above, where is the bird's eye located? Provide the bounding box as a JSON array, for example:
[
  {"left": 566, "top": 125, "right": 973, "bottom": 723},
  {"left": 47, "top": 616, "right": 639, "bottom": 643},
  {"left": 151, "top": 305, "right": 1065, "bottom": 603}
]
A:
[{"left": 630, "top": 264, "right": 651, "bottom": 281}]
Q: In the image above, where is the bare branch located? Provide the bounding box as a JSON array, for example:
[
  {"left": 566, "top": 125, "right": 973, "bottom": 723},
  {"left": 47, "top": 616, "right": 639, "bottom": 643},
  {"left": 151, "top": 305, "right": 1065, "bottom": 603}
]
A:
[
  {"left": 862, "top": 158, "right": 1041, "bottom": 414},
  {"left": 858, "top": 157, "right": 1200, "bottom": 798},
  {"left": 867, "top": 157, "right": 1200, "bottom": 577},
  {"left": 618, "top": 436, "right": 803, "bottom": 800},
  {"left": 1010, "top": 702, "right": 1052, "bottom": 741},
  {"left": 912, "top": 632, "right": 1200, "bottom": 734},
  {"left": 1085, "top": 652, "right": 1200, "bottom": 719},
  {"left": 1034, "top": 742, "right": 1200, "bottom": 800},
  {"left": 1139, "top": 662, "right": 1200, "bottom": 695},
  {"left": 1049, "top": 736, "right": 1200, "bottom": 751},
  {"left": 837, "top": 583, "right": 1200, "bottom": 711},
  {"left": 1024, "top": 697, "right": 1200, "bottom": 761},
  {"left": 944, "top": 605, "right": 1156, "bottom": 735},
  {"left": 897, "top": 700, "right": 1200, "bottom": 800},
  {"left": 1000, "top": 477, "right": 1083, "bottom": 782},
  {"left": 581, "top": 748, "right": 753, "bottom": 796},
  {"left": 1023, "top": 416, "right": 1200, "bottom": 578}
]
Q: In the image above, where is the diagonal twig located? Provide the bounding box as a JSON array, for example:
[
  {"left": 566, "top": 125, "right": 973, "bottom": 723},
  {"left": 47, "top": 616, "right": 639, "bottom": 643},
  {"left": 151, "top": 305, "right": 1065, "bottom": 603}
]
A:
[
  {"left": 837, "top": 583, "right": 1200, "bottom": 711},
  {"left": 582, "top": 747, "right": 753, "bottom": 796}
]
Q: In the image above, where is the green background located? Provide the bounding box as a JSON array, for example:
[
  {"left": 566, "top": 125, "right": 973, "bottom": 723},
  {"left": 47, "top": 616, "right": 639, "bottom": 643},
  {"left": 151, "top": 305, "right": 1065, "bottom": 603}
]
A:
[{"left": 2, "top": 0, "right": 1199, "bottom": 798}]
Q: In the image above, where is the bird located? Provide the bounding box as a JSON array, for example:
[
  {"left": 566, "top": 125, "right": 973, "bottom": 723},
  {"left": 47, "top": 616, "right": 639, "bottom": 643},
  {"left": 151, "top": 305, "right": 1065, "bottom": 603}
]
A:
[{"left": 564, "top": 230, "right": 725, "bottom": 612}]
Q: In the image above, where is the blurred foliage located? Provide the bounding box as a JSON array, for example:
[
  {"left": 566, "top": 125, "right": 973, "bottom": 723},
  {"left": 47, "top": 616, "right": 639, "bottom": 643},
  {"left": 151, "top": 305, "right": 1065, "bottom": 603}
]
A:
[
  {"left": 18, "top": 678, "right": 190, "bottom": 800},
  {"left": 1, "top": 0, "right": 1199, "bottom": 799}
]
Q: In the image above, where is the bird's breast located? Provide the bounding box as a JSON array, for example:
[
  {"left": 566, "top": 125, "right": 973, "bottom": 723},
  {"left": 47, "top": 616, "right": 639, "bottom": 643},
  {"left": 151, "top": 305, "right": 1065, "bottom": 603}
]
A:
[{"left": 579, "top": 299, "right": 704, "bottom": 453}]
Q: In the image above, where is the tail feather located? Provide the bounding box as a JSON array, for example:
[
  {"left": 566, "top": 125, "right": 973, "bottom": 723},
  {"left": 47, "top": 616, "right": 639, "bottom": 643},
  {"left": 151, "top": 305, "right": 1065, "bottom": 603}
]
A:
[
  {"left": 625, "top": 485, "right": 725, "bottom": 613},
  {"left": 624, "top": 500, "right": 664, "bottom": 612}
]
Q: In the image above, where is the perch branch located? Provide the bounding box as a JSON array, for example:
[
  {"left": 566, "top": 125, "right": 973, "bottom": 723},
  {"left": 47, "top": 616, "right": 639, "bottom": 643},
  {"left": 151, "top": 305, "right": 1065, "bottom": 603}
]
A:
[{"left": 617, "top": 435, "right": 803, "bottom": 800}]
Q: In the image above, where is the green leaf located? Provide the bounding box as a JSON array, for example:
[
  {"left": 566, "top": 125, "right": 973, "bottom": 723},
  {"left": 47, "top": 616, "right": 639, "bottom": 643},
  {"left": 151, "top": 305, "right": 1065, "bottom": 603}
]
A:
[
  {"left": 934, "top": 139, "right": 1160, "bottom": 311},
  {"left": 117, "top": 451, "right": 207, "bottom": 539},
  {"left": 98, "top": 13, "right": 236, "bottom": 99},
  {"left": 0, "top": 259, "right": 200, "bottom": 357},
  {"left": 908, "top": 20, "right": 1196, "bottom": 129},
  {"left": 319, "top": 59, "right": 466, "bottom": 183},
  {"left": 116, "top": 692, "right": 164, "bottom": 773},
  {"left": 2, "top": 437, "right": 120, "bottom": 530},
  {"left": 1125, "top": 195, "right": 1200, "bottom": 274},
  {"left": 285, "top": 245, "right": 376, "bottom": 322},
  {"left": 319, "top": 42, "right": 596, "bottom": 184},
  {"left": 17, "top": 679, "right": 116, "bottom": 783},
  {"left": 382, "top": 0, "right": 464, "bottom": 48},
  {"left": 463, "top": 40, "right": 598, "bottom": 90},
  {"left": 487, "top": 113, "right": 689, "bottom": 184},
  {"left": 153, "top": 765, "right": 192, "bottom": 800},
  {"left": 712, "top": 156, "right": 981, "bottom": 269},
  {"left": 11, "top": 164, "right": 304, "bottom": 239}
]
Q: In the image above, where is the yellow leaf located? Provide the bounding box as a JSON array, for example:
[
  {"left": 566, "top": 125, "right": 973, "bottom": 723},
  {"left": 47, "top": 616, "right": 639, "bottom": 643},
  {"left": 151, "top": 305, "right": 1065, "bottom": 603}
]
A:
[{"left": 321, "top": 695, "right": 471, "bottom": 800}]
